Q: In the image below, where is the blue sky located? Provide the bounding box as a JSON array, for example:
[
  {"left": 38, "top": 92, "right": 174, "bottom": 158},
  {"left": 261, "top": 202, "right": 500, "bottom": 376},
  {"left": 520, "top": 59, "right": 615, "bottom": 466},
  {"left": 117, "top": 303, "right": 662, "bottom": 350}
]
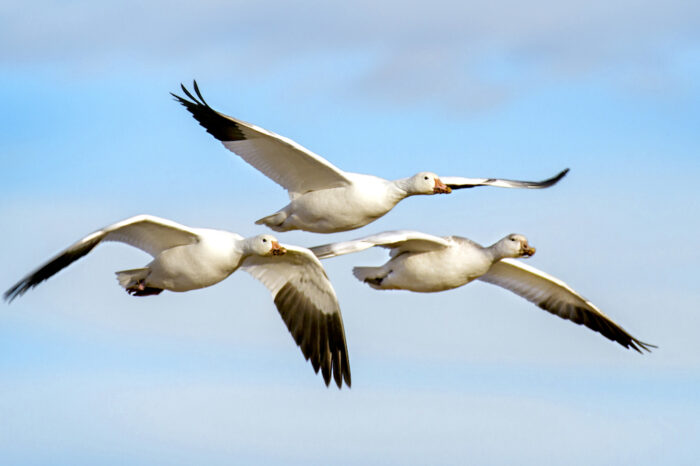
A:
[{"left": 1, "top": 1, "right": 699, "bottom": 464}]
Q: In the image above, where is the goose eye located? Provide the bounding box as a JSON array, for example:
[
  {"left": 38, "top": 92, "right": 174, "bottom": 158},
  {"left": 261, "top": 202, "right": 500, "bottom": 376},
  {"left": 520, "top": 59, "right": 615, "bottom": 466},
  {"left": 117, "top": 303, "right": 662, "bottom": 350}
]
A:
[
  {"left": 262, "top": 238, "right": 267, "bottom": 243},
  {"left": 424, "top": 176, "right": 429, "bottom": 180}
]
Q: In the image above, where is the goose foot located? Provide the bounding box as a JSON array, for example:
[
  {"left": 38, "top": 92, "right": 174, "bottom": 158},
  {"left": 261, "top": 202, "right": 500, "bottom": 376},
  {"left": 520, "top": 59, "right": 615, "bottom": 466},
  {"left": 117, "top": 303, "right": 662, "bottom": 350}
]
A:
[{"left": 126, "top": 279, "right": 163, "bottom": 297}]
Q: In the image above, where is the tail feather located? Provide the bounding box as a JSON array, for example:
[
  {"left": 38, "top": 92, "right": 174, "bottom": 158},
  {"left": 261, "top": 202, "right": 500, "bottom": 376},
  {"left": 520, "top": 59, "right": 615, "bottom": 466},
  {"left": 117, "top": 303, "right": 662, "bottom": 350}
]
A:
[
  {"left": 255, "top": 211, "right": 289, "bottom": 232},
  {"left": 115, "top": 268, "right": 150, "bottom": 288},
  {"left": 352, "top": 266, "right": 387, "bottom": 289}
]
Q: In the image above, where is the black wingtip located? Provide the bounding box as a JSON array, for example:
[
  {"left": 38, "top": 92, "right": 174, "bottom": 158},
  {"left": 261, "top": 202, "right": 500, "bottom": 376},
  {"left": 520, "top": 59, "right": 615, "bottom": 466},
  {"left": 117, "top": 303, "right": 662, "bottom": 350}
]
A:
[
  {"left": 171, "top": 82, "right": 248, "bottom": 142},
  {"left": 4, "top": 275, "right": 42, "bottom": 303},
  {"left": 631, "top": 339, "right": 657, "bottom": 353},
  {"left": 2, "top": 236, "right": 103, "bottom": 305},
  {"left": 180, "top": 82, "right": 199, "bottom": 104},
  {"left": 3, "top": 285, "right": 21, "bottom": 303},
  {"left": 540, "top": 167, "right": 569, "bottom": 187},
  {"left": 172, "top": 80, "right": 210, "bottom": 108},
  {"left": 170, "top": 91, "right": 187, "bottom": 105},
  {"left": 192, "top": 80, "right": 210, "bottom": 107},
  {"left": 273, "top": 283, "right": 351, "bottom": 389},
  {"left": 343, "top": 366, "right": 352, "bottom": 388}
]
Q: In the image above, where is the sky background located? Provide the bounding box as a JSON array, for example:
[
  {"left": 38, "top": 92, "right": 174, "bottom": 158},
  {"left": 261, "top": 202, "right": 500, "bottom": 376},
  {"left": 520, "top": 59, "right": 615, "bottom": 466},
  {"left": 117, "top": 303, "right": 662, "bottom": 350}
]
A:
[{"left": 1, "top": 1, "right": 699, "bottom": 464}]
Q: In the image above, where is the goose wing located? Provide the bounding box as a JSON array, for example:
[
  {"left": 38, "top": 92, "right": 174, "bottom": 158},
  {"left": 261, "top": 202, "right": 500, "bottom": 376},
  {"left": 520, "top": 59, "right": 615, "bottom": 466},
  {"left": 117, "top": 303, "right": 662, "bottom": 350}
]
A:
[
  {"left": 311, "top": 230, "right": 450, "bottom": 260},
  {"left": 478, "top": 258, "right": 655, "bottom": 353},
  {"left": 242, "top": 245, "right": 351, "bottom": 388},
  {"left": 172, "top": 82, "right": 352, "bottom": 196},
  {"left": 4, "top": 215, "right": 200, "bottom": 302},
  {"left": 441, "top": 168, "right": 568, "bottom": 190}
]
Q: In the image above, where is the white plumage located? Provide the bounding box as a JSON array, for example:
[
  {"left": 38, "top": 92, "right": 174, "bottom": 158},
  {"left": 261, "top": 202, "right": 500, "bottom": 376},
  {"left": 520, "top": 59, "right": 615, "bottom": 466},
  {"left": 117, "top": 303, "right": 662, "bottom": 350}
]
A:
[
  {"left": 311, "top": 230, "right": 654, "bottom": 353},
  {"left": 173, "top": 81, "right": 568, "bottom": 233},
  {"left": 5, "top": 215, "right": 351, "bottom": 388}
]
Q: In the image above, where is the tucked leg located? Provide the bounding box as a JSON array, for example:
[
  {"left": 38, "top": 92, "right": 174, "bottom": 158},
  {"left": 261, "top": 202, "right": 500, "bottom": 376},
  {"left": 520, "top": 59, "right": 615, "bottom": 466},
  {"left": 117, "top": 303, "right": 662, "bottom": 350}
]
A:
[{"left": 125, "top": 279, "right": 163, "bottom": 296}]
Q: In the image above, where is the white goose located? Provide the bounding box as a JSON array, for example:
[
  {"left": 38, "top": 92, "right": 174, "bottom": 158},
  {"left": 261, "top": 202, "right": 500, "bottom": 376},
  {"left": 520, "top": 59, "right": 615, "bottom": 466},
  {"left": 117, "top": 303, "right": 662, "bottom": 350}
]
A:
[
  {"left": 4, "top": 215, "right": 351, "bottom": 388},
  {"left": 311, "top": 231, "right": 654, "bottom": 353},
  {"left": 172, "top": 82, "right": 569, "bottom": 233}
]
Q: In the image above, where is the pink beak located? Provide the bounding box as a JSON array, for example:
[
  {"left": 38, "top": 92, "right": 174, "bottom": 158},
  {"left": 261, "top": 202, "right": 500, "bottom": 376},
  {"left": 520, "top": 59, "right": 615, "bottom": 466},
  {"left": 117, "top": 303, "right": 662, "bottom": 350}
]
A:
[
  {"left": 433, "top": 178, "right": 452, "bottom": 194},
  {"left": 270, "top": 241, "right": 287, "bottom": 256}
]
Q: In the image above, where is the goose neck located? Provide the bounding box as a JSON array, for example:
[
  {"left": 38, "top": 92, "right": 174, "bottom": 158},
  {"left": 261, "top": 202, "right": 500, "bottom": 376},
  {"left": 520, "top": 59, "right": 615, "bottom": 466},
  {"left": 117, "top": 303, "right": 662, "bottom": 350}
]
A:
[{"left": 392, "top": 177, "right": 414, "bottom": 198}]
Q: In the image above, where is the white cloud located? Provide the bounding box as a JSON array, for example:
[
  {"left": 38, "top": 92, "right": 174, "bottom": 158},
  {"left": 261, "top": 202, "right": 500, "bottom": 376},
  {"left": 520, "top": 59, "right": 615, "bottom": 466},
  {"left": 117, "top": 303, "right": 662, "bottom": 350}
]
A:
[{"left": 1, "top": 0, "right": 698, "bottom": 109}]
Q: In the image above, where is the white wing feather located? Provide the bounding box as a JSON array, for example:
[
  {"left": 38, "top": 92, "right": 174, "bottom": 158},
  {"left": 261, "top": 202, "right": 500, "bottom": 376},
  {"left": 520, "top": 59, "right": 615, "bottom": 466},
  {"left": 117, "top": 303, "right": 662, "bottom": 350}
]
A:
[
  {"left": 441, "top": 168, "right": 569, "bottom": 190},
  {"left": 310, "top": 230, "right": 450, "bottom": 259},
  {"left": 4, "top": 215, "right": 200, "bottom": 301},
  {"left": 99, "top": 215, "right": 201, "bottom": 256},
  {"left": 241, "top": 245, "right": 351, "bottom": 387},
  {"left": 478, "top": 258, "right": 654, "bottom": 352},
  {"left": 173, "top": 83, "right": 352, "bottom": 196}
]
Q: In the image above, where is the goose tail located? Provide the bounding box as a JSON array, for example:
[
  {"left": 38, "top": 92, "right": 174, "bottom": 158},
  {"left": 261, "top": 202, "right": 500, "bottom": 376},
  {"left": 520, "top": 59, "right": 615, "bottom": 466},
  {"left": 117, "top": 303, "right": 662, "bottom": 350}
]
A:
[{"left": 352, "top": 266, "right": 387, "bottom": 289}]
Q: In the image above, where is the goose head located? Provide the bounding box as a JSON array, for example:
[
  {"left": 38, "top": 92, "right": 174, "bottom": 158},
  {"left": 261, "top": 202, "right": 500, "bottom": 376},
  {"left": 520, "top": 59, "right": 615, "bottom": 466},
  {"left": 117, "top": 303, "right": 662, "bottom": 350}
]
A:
[
  {"left": 246, "top": 234, "right": 287, "bottom": 256},
  {"left": 406, "top": 172, "right": 452, "bottom": 195},
  {"left": 496, "top": 234, "right": 536, "bottom": 258}
]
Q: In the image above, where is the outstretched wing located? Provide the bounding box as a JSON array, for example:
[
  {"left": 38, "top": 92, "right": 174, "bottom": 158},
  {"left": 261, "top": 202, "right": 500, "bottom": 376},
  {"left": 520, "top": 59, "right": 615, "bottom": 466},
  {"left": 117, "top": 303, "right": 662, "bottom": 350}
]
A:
[
  {"left": 241, "top": 245, "right": 351, "bottom": 388},
  {"left": 172, "top": 81, "right": 352, "bottom": 196},
  {"left": 310, "top": 230, "right": 450, "bottom": 260},
  {"left": 4, "top": 215, "right": 200, "bottom": 302},
  {"left": 478, "top": 258, "right": 655, "bottom": 353},
  {"left": 441, "top": 168, "right": 569, "bottom": 190}
]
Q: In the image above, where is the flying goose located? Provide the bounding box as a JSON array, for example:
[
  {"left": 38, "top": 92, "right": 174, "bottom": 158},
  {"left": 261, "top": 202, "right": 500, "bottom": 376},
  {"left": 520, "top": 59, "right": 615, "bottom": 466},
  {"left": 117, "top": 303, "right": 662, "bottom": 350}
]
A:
[
  {"left": 172, "top": 82, "right": 569, "bottom": 233},
  {"left": 311, "top": 230, "right": 654, "bottom": 353},
  {"left": 4, "top": 215, "right": 351, "bottom": 388}
]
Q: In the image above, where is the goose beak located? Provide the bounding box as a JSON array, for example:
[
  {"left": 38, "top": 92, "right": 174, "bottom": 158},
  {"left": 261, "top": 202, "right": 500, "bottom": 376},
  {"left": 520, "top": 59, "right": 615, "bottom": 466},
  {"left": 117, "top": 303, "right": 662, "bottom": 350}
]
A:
[
  {"left": 271, "top": 241, "right": 287, "bottom": 256},
  {"left": 521, "top": 245, "right": 536, "bottom": 257},
  {"left": 433, "top": 178, "right": 452, "bottom": 194}
]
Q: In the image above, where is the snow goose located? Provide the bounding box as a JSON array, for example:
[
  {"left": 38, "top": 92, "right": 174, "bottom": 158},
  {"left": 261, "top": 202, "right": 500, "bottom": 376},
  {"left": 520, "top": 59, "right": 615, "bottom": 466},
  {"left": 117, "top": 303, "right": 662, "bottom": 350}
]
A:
[
  {"left": 4, "top": 215, "right": 351, "bottom": 388},
  {"left": 172, "top": 82, "right": 569, "bottom": 233},
  {"left": 311, "top": 231, "right": 654, "bottom": 353}
]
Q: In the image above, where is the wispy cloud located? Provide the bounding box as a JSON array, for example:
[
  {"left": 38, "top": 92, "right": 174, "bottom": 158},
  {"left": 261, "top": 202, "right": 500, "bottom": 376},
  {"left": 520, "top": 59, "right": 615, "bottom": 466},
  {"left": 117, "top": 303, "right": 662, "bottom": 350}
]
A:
[{"left": 1, "top": 1, "right": 698, "bottom": 109}]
